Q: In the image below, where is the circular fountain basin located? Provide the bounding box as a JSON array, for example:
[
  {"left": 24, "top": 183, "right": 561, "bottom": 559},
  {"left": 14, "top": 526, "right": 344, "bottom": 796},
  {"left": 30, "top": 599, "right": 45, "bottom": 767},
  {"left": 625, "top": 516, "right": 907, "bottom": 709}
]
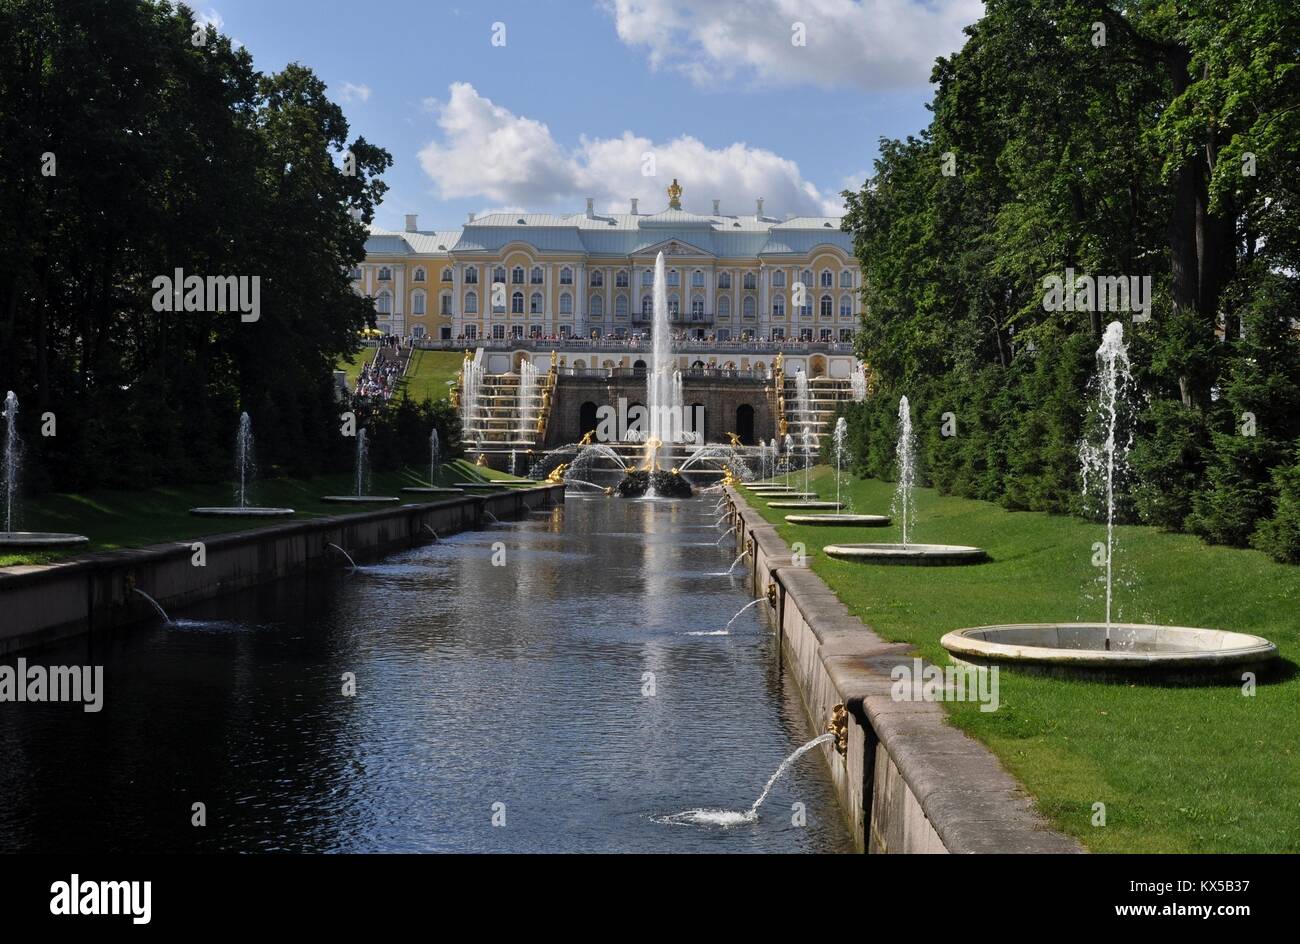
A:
[
  {"left": 754, "top": 491, "right": 817, "bottom": 499},
  {"left": 400, "top": 487, "right": 465, "bottom": 494},
  {"left": 189, "top": 507, "right": 295, "bottom": 517},
  {"left": 319, "top": 496, "right": 401, "bottom": 504},
  {"left": 823, "top": 542, "right": 988, "bottom": 565},
  {"left": 941, "top": 623, "right": 1280, "bottom": 682},
  {"left": 0, "top": 531, "right": 90, "bottom": 549},
  {"left": 766, "top": 500, "right": 844, "bottom": 509},
  {"left": 784, "top": 514, "right": 891, "bottom": 527}
]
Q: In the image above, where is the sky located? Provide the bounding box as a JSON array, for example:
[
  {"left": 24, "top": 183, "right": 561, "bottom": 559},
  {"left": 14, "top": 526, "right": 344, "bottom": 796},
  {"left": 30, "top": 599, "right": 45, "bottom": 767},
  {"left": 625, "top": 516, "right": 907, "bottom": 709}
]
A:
[{"left": 198, "top": 0, "right": 982, "bottom": 232}]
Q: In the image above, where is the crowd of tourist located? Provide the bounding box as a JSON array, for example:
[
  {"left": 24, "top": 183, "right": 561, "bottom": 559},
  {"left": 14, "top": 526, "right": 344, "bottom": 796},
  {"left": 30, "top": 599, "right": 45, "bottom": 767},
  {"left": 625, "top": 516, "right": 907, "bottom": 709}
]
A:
[{"left": 352, "top": 337, "right": 407, "bottom": 402}]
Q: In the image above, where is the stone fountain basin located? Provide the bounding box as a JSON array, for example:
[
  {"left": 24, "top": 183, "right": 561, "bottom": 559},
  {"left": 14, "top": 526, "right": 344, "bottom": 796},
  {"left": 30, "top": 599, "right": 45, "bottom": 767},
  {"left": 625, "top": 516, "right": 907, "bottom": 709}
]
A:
[
  {"left": 823, "top": 542, "right": 988, "bottom": 565},
  {"left": 941, "top": 623, "right": 1279, "bottom": 680},
  {"left": 784, "top": 514, "right": 890, "bottom": 527},
  {"left": 754, "top": 491, "right": 817, "bottom": 499},
  {"left": 767, "top": 500, "right": 844, "bottom": 509},
  {"left": 0, "top": 531, "right": 90, "bottom": 549},
  {"left": 400, "top": 487, "right": 466, "bottom": 494},
  {"left": 320, "top": 496, "right": 401, "bottom": 503},
  {"left": 189, "top": 507, "right": 295, "bottom": 517}
]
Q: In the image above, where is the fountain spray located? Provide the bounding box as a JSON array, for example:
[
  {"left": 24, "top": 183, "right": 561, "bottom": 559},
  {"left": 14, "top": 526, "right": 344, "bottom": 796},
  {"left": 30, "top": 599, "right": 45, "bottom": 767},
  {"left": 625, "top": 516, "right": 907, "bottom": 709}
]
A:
[
  {"left": 892, "top": 397, "right": 916, "bottom": 547},
  {"left": 234, "top": 412, "right": 256, "bottom": 509},
  {"left": 3, "top": 391, "right": 20, "bottom": 532},
  {"left": 833, "top": 416, "right": 849, "bottom": 509}
]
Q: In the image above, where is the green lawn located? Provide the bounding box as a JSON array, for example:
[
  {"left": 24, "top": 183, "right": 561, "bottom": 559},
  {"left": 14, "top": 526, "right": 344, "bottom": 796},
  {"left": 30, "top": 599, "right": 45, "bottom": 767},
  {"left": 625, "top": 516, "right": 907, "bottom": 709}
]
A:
[
  {"left": 336, "top": 349, "right": 374, "bottom": 387},
  {"left": 743, "top": 470, "right": 1300, "bottom": 853},
  {"left": 0, "top": 459, "right": 513, "bottom": 567},
  {"left": 400, "top": 349, "right": 464, "bottom": 402}
]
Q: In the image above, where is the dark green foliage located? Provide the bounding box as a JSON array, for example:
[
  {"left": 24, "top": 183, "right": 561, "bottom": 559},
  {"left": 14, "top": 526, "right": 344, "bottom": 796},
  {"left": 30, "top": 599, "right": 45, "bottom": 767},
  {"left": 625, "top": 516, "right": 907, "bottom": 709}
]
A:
[{"left": 1252, "top": 453, "right": 1300, "bottom": 563}]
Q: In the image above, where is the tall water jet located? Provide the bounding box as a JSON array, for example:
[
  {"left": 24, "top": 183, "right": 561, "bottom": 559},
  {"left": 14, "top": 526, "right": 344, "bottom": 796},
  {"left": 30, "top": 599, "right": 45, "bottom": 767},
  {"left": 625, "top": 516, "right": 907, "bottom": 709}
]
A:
[
  {"left": 782, "top": 416, "right": 889, "bottom": 527},
  {"left": 0, "top": 392, "right": 89, "bottom": 547},
  {"left": 832, "top": 416, "right": 848, "bottom": 509},
  {"left": 430, "top": 427, "right": 441, "bottom": 483},
  {"left": 517, "top": 359, "right": 538, "bottom": 443},
  {"left": 1079, "top": 321, "right": 1132, "bottom": 641},
  {"left": 321, "top": 426, "right": 399, "bottom": 504},
  {"left": 893, "top": 396, "right": 917, "bottom": 546},
  {"left": 461, "top": 352, "right": 484, "bottom": 445},
  {"left": 850, "top": 362, "right": 868, "bottom": 401},
  {"left": 234, "top": 412, "right": 256, "bottom": 508}
]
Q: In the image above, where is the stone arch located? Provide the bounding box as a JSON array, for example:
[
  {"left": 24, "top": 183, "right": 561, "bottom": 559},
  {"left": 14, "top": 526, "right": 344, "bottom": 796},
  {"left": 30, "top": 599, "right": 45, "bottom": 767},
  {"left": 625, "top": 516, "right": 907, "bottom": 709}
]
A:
[
  {"left": 735, "top": 404, "right": 756, "bottom": 445},
  {"left": 579, "top": 401, "right": 599, "bottom": 437}
]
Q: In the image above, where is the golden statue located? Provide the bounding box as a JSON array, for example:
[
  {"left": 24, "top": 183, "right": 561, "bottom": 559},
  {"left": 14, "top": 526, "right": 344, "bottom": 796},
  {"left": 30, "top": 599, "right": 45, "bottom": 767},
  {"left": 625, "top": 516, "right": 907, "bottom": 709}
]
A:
[
  {"left": 546, "top": 463, "right": 568, "bottom": 484},
  {"left": 667, "top": 178, "right": 682, "bottom": 210},
  {"left": 475, "top": 452, "right": 488, "bottom": 467},
  {"left": 579, "top": 430, "right": 595, "bottom": 446},
  {"left": 450, "top": 387, "right": 461, "bottom": 409},
  {"left": 774, "top": 352, "right": 784, "bottom": 375},
  {"left": 550, "top": 349, "right": 559, "bottom": 370},
  {"left": 779, "top": 417, "right": 789, "bottom": 437},
  {"left": 463, "top": 349, "right": 473, "bottom": 361},
  {"left": 727, "top": 432, "right": 742, "bottom": 448}
]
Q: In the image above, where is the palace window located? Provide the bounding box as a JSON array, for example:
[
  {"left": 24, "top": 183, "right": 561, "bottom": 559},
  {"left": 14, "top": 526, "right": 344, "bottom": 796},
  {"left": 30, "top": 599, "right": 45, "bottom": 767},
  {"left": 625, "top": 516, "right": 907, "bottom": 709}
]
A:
[
  {"left": 772, "top": 270, "right": 786, "bottom": 288},
  {"left": 560, "top": 267, "right": 573, "bottom": 285},
  {"left": 668, "top": 294, "right": 680, "bottom": 316},
  {"left": 692, "top": 269, "right": 705, "bottom": 287},
  {"left": 616, "top": 270, "right": 628, "bottom": 287},
  {"left": 743, "top": 272, "right": 756, "bottom": 290},
  {"left": 441, "top": 267, "right": 453, "bottom": 282},
  {"left": 531, "top": 266, "right": 544, "bottom": 284},
  {"left": 411, "top": 292, "right": 426, "bottom": 315},
  {"left": 772, "top": 294, "right": 785, "bottom": 317},
  {"left": 667, "top": 269, "right": 680, "bottom": 287},
  {"left": 840, "top": 270, "right": 853, "bottom": 288},
  {"left": 511, "top": 291, "right": 524, "bottom": 314},
  {"left": 465, "top": 325, "right": 478, "bottom": 339},
  {"left": 493, "top": 266, "right": 506, "bottom": 285},
  {"left": 377, "top": 267, "right": 392, "bottom": 282},
  {"left": 412, "top": 325, "right": 426, "bottom": 339},
  {"left": 641, "top": 295, "right": 653, "bottom": 317},
  {"left": 641, "top": 270, "right": 653, "bottom": 287},
  {"left": 820, "top": 294, "right": 833, "bottom": 318},
  {"left": 465, "top": 291, "right": 478, "bottom": 314},
  {"left": 691, "top": 297, "right": 704, "bottom": 318},
  {"left": 465, "top": 266, "right": 479, "bottom": 284},
  {"left": 840, "top": 295, "right": 852, "bottom": 318},
  {"left": 820, "top": 269, "right": 833, "bottom": 288},
  {"left": 529, "top": 325, "right": 543, "bottom": 339},
  {"left": 441, "top": 293, "right": 453, "bottom": 315},
  {"left": 511, "top": 325, "right": 524, "bottom": 339},
  {"left": 590, "top": 295, "right": 604, "bottom": 316},
  {"left": 820, "top": 328, "right": 833, "bottom": 341},
  {"left": 413, "top": 268, "right": 426, "bottom": 283},
  {"left": 742, "top": 296, "right": 756, "bottom": 318},
  {"left": 492, "top": 324, "right": 506, "bottom": 339},
  {"left": 718, "top": 271, "right": 731, "bottom": 289},
  {"left": 375, "top": 291, "right": 392, "bottom": 313},
  {"left": 616, "top": 295, "right": 628, "bottom": 317},
  {"left": 718, "top": 296, "right": 731, "bottom": 318},
  {"left": 511, "top": 266, "right": 525, "bottom": 284},
  {"left": 801, "top": 269, "right": 813, "bottom": 288},
  {"left": 560, "top": 293, "right": 573, "bottom": 315},
  {"left": 590, "top": 269, "right": 604, "bottom": 287},
  {"left": 530, "top": 292, "right": 543, "bottom": 314}
]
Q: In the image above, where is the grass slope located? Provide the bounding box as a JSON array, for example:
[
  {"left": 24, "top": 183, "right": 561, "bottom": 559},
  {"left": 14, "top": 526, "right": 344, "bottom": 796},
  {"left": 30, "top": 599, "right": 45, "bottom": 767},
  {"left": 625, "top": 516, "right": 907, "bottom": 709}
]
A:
[{"left": 743, "top": 470, "right": 1300, "bottom": 853}]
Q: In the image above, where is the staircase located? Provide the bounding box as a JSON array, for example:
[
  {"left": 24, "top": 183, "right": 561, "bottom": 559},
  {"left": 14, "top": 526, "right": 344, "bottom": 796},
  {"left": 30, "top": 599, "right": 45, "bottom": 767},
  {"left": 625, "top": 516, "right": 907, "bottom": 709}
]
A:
[
  {"left": 457, "top": 352, "right": 556, "bottom": 464},
  {"left": 778, "top": 374, "right": 858, "bottom": 452}
]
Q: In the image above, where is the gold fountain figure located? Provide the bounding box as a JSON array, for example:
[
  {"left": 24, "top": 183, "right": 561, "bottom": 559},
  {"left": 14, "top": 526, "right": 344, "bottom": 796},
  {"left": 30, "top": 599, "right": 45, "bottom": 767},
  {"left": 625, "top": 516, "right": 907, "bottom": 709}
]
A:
[
  {"left": 579, "top": 430, "right": 595, "bottom": 446},
  {"left": 727, "top": 431, "right": 742, "bottom": 448},
  {"left": 546, "top": 463, "right": 568, "bottom": 484}
]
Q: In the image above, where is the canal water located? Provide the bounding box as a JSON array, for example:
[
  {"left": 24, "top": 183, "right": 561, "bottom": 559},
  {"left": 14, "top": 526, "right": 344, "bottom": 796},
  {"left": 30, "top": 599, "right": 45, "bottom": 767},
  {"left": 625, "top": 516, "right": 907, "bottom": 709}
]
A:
[{"left": 0, "top": 494, "right": 852, "bottom": 852}]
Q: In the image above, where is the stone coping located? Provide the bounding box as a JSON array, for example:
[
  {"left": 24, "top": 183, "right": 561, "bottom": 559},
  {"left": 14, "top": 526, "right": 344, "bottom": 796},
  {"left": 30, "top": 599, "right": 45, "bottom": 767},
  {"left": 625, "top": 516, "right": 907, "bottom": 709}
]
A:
[{"left": 725, "top": 486, "right": 1083, "bottom": 855}]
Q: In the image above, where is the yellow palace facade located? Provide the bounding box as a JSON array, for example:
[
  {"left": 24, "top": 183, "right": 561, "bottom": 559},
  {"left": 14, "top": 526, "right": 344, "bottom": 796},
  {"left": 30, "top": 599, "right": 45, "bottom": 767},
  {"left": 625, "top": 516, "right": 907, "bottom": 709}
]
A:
[{"left": 354, "top": 182, "right": 861, "bottom": 344}]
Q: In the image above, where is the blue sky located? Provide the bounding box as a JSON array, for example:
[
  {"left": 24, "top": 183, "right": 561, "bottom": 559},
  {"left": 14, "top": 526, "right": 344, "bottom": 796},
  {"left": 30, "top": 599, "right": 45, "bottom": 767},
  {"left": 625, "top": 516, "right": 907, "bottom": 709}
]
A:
[{"left": 199, "top": 0, "right": 981, "bottom": 231}]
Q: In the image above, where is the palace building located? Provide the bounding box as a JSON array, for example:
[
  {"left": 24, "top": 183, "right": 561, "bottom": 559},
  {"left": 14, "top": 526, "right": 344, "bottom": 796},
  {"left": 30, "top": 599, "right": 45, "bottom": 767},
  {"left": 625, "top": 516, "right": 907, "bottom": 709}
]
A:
[{"left": 355, "top": 181, "right": 861, "bottom": 345}]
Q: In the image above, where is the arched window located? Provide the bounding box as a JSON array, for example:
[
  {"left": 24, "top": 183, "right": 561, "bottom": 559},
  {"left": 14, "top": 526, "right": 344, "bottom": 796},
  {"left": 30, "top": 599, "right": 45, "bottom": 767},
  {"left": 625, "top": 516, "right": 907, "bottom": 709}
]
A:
[
  {"left": 441, "top": 267, "right": 453, "bottom": 282},
  {"left": 641, "top": 294, "right": 653, "bottom": 317},
  {"left": 801, "top": 269, "right": 813, "bottom": 289},
  {"left": 616, "top": 269, "right": 629, "bottom": 287},
  {"left": 493, "top": 266, "right": 506, "bottom": 285},
  {"left": 718, "top": 271, "right": 731, "bottom": 290},
  {"left": 616, "top": 295, "right": 628, "bottom": 317},
  {"left": 375, "top": 291, "right": 392, "bottom": 313},
  {"left": 440, "top": 293, "right": 452, "bottom": 315},
  {"left": 668, "top": 293, "right": 680, "bottom": 315},
  {"left": 411, "top": 291, "right": 426, "bottom": 315},
  {"left": 840, "top": 270, "right": 853, "bottom": 288},
  {"left": 772, "top": 294, "right": 785, "bottom": 317},
  {"left": 511, "top": 266, "right": 525, "bottom": 284},
  {"left": 413, "top": 267, "right": 426, "bottom": 283},
  {"left": 692, "top": 269, "right": 705, "bottom": 287},
  {"left": 512, "top": 291, "right": 524, "bottom": 314},
  {"left": 590, "top": 269, "right": 603, "bottom": 287},
  {"left": 743, "top": 296, "right": 756, "bottom": 317},
  {"left": 667, "top": 269, "right": 680, "bottom": 287},
  {"left": 641, "top": 270, "right": 653, "bottom": 287},
  {"left": 529, "top": 292, "right": 543, "bottom": 314},
  {"left": 691, "top": 296, "right": 704, "bottom": 317},
  {"left": 378, "top": 267, "right": 392, "bottom": 282},
  {"left": 560, "top": 267, "right": 573, "bottom": 285},
  {"left": 590, "top": 294, "right": 604, "bottom": 316},
  {"left": 530, "top": 266, "right": 543, "bottom": 284},
  {"left": 820, "top": 294, "right": 833, "bottom": 317},
  {"left": 559, "top": 293, "right": 572, "bottom": 315},
  {"left": 820, "top": 268, "right": 833, "bottom": 287},
  {"left": 839, "top": 294, "right": 852, "bottom": 318},
  {"left": 465, "top": 266, "right": 479, "bottom": 284},
  {"left": 718, "top": 296, "right": 731, "bottom": 317},
  {"left": 772, "top": 270, "right": 786, "bottom": 288},
  {"left": 743, "top": 271, "right": 757, "bottom": 290},
  {"left": 465, "top": 291, "right": 478, "bottom": 314}
]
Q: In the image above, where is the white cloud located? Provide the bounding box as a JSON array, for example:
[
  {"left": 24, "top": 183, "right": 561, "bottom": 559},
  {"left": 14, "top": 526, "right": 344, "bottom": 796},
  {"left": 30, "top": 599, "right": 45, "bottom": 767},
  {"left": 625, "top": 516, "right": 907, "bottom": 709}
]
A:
[
  {"left": 604, "top": 0, "right": 980, "bottom": 90},
  {"left": 418, "top": 82, "right": 845, "bottom": 217},
  {"left": 340, "top": 82, "right": 372, "bottom": 103},
  {"left": 195, "top": 8, "right": 224, "bottom": 31}
]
